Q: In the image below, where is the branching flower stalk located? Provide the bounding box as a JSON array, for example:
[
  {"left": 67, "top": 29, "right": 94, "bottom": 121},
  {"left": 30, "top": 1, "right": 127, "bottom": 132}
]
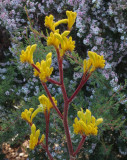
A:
[
  {"left": 44, "top": 111, "right": 50, "bottom": 148},
  {"left": 20, "top": 10, "right": 105, "bottom": 160}
]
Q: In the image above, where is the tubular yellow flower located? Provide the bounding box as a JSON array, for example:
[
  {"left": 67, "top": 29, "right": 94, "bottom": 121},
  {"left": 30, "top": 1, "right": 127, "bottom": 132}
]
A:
[
  {"left": 34, "top": 62, "right": 41, "bottom": 77},
  {"left": 39, "top": 94, "right": 57, "bottom": 113},
  {"left": 73, "top": 108, "right": 103, "bottom": 136},
  {"left": 40, "top": 134, "right": 45, "bottom": 143},
  {"left": 31, "top": 107, "right": 44, "bottom": 122},
  {"left": 83, "top": 59, "right": 92, "bottom": 73},
  {"left": 29, "top": 124, "right": 45, "bottom": 150},
  {"left": 45, "top": 15, "right": 55, "bottom": 32},
  {"left": 39, "top": 52, "right": 54, "bottom": 82},
  {"left": 54, "top": 32, "right": 75, "bottom": 56},
  {"left": 60, "top": 36, "right": 75, "bottom": 56},
  {"left": 21, "top": 108, "right": 34, "bottom": 124},
  {"left": 20, "top": 44, "right": 37, "bottom": 64},
  {"left": 61, "top": 31, "right": 70, "bottom": 37},
  {"left": 83, "top": 51, "right": 105, "bottom": 73},
  {"left": 54, "top": 30, "right": 70, "bottom": 42},
  {"left": 21, "top": 107, "right": 44, "bottom": 124},
  {"left": 54, "top": 32, "right": 63, "bottom": 42},
  {"left": 54, "top": 19, "right": 68, "bottom": 28},
  {"left": 66, "top": 11, "right": 77, "bottom": 30},
  {"left": 88, "top": 51, "right": 105, "bottom": 72},
  {"left": 47, "top": 30, "right": 60, "bottom": 49}
]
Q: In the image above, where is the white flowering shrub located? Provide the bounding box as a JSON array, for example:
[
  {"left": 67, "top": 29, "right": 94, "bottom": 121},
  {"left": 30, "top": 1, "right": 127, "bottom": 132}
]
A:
[{"left": 67, "top": 0, "right": 127, "bottom": 82}]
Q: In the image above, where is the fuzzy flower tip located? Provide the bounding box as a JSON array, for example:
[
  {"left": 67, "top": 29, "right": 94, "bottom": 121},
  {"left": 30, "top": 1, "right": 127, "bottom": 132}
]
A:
[
  {"left": 83, "top": 59, "right": 92, "bottom": 73},
  {"left": 34, "top": 52, "right": 53, "bottom": 82},
  {"left": 45, "top": 15, "right": 55, "bottom": 32},
  {"left": 20, "top": 44, "right": 37, "bottom": 64},
  {"left": 29, "top": 124, "right": 45, "bottom": 150},
  {"left": 21, "top": 107, "right": 44, "bottom": 124},
  {"left": 47, "top": 30, "right": 60, "bottom": 49},
  {"left": 60, "top": 36, "right": 75, "bottom": 56},
  {"left": 88, "top": 51, "right": 105, "bottom": 72},
  {"left": 66, "top": 11, "right": 77, "bottom": 30},
  {"left": 39, "top": 94, "right": 57, "bottom": 113},
  {"left": 73, "top": 108, "right": 103, "bottom": 136},
  {"left": 54, "top": 32, "right": 75, "bottom": 56},
  {"left": 83, "top": 51, "right": 105, "bottom": 73}
]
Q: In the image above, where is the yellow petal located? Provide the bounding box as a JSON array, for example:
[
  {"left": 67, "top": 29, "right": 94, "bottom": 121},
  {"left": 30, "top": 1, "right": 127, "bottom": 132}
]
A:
[{"left": 96, "top": 118, "right": 103, "bottom": 126}]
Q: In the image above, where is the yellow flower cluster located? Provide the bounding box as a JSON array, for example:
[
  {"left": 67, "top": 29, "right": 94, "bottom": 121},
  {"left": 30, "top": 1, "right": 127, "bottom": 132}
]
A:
[
  {"left": 45, "top": 11, "right": 77, "bottom": 32},
  {"left": 34, "top": 52, "right": 53, "bottom": 82},
  {"left": 60, "top": 36, "right": 75, "bottom": 57},
  {"left": 73, "top": 108, "right": 103, "bottom": 136},
  {"left": 47, "top": 30, "right": 60, "bottom": 49},
  {"left": 21, "top": 107, "right": 44, "bottom": 124},
  {"left": 83, "top": 51, "right": 105, "bottom": 73},
  {"left": 29, "top": 124, "right": 45, "bottom": 150},
  {"left": 47, "top": 30, "right": 75, "bottom": 56},
  {"left": 66, "top": 11, "right": 77, "bottom": 31},
  {"left": 39, "top": 94, "right": 57, "bottom": 113},
  {"left": 20, "top": 44, "right": 37, "bottom": 64},
  {"left": 54, "top": 31, "right": 75, "bottom": 56},
  {"left": 45, "top": 11, "right": 77, "bottom": 56},
  {"left": 45, "top": 15, "right": 55, "bottom": 32},
  {"left": 20, "top": 45, "right": 54, "bottom": 82}
]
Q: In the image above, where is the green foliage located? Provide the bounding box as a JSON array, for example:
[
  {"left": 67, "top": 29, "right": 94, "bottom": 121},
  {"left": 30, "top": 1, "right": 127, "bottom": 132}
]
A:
[
  {"left": 0, "top": 65, "right": 20, "bottom": 106},
  {"left": 0, "top": 94, "right": 45, "bottom": 145},
  {"left": 66, "top": 51, "right": 83, "bottom": 72},
  {"left": 0, "top": 106, "right": 28, "bottom": 146}
]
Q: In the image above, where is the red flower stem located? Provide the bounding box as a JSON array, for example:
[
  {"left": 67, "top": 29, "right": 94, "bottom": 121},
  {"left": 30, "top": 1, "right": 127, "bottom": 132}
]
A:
[
  {"left": 44, "top": 112, "right": 50, "bottom": 148},
  {"left": 42, "top": 144, "right": 54, "bottom": 160},
  {"left": 46, "top": 148, "right": 54, "bottom": 160},
  {"left": 63, "top": 102, "right": 74, "bottom": 158},
  {"left": 46, "top": 112, "right": 50, "bottom": 148},
  {"left": 56, "top": 48, "right": 68, "bottom": 99},
  {"left": 31, "top": 63, "right": 40, "bottom": 73},
  {"left": 68, "top": 73, "right": 91, "bottom": 103},
  {"left": 56, "top": 48, "right": 74, "bottom": 158},
  {"left": 68, "top": 74, "right": 85, "bottom": 103},
  {"left": 73, "top": 135, "right": 86, "bottom": 156},
  {"left": 44, "top": 113, "right": 47, "bottom": 147},
  {"left": 48, "top": 78, "right": 61, "bottom": 86},
  {"left": 32, "top": 62, "right": 63, "bottom": 119},
  {"left": 42, "top": 82, "right": 63, "bottom": 120},
  {"left": 56, "top": 48, "right": 61, "bottom": 82}
]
